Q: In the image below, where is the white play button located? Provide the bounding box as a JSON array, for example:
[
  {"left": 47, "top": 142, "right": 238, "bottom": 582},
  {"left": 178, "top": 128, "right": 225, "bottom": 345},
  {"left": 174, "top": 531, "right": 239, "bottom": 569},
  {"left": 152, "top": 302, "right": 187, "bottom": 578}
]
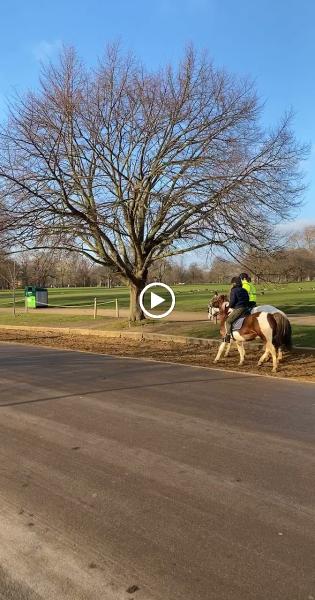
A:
[
  {"left": 150, "top": 291, "right": 165, "bottom": 309},
  {"left": 139, "top": 283, "right": 176, "bottom": 319}
]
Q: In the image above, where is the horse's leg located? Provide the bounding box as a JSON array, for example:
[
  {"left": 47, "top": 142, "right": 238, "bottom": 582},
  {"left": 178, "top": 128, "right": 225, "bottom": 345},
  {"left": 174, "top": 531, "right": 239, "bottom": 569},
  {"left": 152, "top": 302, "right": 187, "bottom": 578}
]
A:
[
  {"left": 236, "top": 341, "right": 245, "bottom": 365},
  {"left": 260, "top": 337, "right": 278, "bottom": 371},
  {"left": 214, "top": 342, "right": 226, "bottom": 363},
  {"left": 258, "top": 345, "right": 270, "bottom": 366},
  {"left": 278, "top": 347, "right": 283, "bottom": 361},
  {"left": 257, "top": 314, "right": 278, "bottom": 372},
  {"left": 267, "top": 341, "right": 278, "bottom": 372},
  {"left": 224, "top": 341, "right": 232, "bottom": 357}
]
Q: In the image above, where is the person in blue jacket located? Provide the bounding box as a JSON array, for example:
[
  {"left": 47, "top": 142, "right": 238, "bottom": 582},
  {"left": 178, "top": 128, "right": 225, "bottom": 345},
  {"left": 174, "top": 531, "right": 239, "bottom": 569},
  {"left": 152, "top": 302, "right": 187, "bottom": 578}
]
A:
[{"left": 224, "top": 276, "right": 250, "bottom": 342}]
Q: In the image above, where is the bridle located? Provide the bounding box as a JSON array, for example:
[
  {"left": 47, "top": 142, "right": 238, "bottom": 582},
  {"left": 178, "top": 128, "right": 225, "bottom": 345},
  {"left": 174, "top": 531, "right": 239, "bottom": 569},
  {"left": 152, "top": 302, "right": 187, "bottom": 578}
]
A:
[
  {"left": 208, "top": 304, "right": 220, "bottom": 320},
  {"left": 208, "top": 294, "right": 230, "bottom": 320}
]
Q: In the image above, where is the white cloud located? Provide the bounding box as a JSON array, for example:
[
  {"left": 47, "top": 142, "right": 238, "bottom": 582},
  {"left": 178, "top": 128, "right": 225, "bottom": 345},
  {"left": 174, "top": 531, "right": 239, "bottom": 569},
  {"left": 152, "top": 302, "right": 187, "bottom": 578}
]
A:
[
  {"left": 277, "top": 218, "right": 315, "bottom": 233},
  {"left": 32, "top": 39, "right": 62, "bottom": 62}
]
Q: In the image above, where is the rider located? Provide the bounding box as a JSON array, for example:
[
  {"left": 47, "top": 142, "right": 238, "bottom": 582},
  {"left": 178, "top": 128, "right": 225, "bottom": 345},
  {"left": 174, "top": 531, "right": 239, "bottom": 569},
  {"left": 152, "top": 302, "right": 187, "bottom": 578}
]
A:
[
  {"left": 224, "top": 276, "right": 250, "bottom": 342},
  {"left": 208, "top": 290, "right": 219, "bottom": 319},
  {"left": 240, "top": 272, "right": 257, "bottom": 308},
  {"left": 210, "top": 290, "right": 219, "bottom": 305}
]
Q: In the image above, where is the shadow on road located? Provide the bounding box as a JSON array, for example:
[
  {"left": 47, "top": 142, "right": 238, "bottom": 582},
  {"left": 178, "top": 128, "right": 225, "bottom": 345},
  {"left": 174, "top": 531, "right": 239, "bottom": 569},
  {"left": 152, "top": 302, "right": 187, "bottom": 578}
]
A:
[{"left": 0, "top": 374, "right": 250, "bottom": 409}]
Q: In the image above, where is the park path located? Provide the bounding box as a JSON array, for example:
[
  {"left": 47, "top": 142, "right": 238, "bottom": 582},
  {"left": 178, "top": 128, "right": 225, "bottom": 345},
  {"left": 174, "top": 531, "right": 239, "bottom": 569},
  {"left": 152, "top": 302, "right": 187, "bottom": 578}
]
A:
[{"left": 0, "top": 306, "right": 314, "bottom": 325}]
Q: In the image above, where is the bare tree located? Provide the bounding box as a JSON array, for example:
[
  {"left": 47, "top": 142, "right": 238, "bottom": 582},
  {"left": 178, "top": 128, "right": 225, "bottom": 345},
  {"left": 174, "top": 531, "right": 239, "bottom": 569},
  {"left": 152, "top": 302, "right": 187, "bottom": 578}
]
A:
[
  {"left": 0, "top": 46, "right": 306, "bottom": 319},
  {"left": 290, "top": 225, "right": 315, "bottom": 252},
  {"left": 0, "top": 254, "right": 19, "bottom": 314},
  {"left": 208, "top": 257, "right": 236, "bottom": 283}
]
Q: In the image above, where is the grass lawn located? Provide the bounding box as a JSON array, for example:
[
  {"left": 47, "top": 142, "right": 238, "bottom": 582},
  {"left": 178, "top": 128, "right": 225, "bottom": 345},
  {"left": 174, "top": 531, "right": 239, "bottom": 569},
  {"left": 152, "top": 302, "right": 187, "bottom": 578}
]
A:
[
  {"left": 291, "top": 325, "right": 315, "bottom": 347},
  {"left": 0, "top": 311, "right": 314, "bottom": 347},
  {"left": 144, "top": 322, "right": 315, "bottom": 348},
  {"left": 1, "top": 282, "right": 315, "bottom": 314},
  {"left": 1, "top": 282, "right": 314, "bottom": 347},
  {"left": 0, "top": 287, "right": 130, "bottom": 309},
  {"left": 0, "top": 312, "right": 144, "bottom": 332}
]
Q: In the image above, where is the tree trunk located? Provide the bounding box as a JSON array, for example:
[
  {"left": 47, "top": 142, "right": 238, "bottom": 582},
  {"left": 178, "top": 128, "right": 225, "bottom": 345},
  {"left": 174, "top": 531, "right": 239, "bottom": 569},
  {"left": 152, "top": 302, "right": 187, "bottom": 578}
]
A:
[{"left": 129, "top": 279, "right": 146, "bottom": 321}]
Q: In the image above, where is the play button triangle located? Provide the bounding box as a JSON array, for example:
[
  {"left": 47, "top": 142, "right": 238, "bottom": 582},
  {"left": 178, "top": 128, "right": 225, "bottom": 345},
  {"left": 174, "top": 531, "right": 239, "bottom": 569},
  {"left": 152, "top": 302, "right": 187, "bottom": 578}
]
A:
[{"left": 150, "top": 291, "right": 165, "bottom": 309}]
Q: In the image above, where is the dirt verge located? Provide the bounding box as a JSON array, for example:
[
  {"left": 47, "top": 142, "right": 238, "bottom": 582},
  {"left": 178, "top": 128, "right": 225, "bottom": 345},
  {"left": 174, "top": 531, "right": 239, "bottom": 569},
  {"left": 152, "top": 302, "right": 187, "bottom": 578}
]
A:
[{"left": 0, "top": 327, "right": 314, "bottom": 382}]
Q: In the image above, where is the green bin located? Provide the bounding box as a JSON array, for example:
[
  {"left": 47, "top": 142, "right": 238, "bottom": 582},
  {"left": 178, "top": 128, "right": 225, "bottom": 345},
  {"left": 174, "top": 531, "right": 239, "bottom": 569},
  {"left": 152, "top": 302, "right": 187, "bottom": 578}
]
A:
[{"left": 24, "top": 286, "right": 48, "bottom": 309}]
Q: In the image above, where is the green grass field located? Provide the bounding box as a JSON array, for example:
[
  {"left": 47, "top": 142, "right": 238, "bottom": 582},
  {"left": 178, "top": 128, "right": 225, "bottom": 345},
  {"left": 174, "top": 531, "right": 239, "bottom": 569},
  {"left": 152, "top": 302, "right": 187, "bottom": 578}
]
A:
[
  {"left": 1, "top": 282, "right": 315, "bottom": 313},
  {"left": 0, "top": 311, "right": 313, "bottom": 347},
  {"left": 1, "top": 283, "right": 315, "bottom": 347}
]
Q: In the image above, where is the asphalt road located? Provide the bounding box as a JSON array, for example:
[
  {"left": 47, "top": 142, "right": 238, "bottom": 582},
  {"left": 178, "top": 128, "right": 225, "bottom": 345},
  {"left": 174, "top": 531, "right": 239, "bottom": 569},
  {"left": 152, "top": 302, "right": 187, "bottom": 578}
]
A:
[{"left": 0, "top": 343, "right": 314, "bottom": 600}]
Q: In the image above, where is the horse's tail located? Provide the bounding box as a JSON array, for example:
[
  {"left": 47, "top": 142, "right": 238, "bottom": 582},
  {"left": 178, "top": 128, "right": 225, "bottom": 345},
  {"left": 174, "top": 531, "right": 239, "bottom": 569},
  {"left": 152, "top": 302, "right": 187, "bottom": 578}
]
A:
[{"left": 272, "top": 313, "right": 292, "bottom": 351}]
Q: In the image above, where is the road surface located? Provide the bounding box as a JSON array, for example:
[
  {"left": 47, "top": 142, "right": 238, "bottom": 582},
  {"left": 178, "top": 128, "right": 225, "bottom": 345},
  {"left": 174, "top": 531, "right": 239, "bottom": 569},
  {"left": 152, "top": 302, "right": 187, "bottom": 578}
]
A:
[{"left": 0, "top": 343, "right": 314, "bottom": 600}]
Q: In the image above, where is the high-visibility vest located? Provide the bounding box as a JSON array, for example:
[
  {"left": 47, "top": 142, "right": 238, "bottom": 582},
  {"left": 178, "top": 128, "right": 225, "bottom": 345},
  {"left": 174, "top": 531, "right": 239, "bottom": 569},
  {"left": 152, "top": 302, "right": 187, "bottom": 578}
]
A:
[{"left": 241, "top": 279, "right": 257, "bottom": 302}]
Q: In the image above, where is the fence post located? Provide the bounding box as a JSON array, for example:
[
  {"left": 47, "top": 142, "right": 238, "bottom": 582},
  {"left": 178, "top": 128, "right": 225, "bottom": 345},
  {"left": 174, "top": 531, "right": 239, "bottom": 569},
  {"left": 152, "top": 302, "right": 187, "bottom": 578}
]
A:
[
  {"left": 115, "top": 298, "right": 119, "bottom": 318},
  {"left": 94, "top": 297, "right": 97, "bottom": 320},
  {"left": 25, "top": 297, "right": 28, "bottom": 313}
]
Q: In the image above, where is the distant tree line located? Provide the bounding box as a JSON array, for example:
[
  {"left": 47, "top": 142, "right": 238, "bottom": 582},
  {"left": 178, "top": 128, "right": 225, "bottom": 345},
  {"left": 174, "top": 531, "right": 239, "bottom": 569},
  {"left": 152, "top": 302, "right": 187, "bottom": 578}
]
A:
[
  {"left": 153, "top": 225, "right": 315, "bottom": 285},
  {"left": 239, "top": 225, "right": 315, "bottom": 283},
  {"left": 1, "top": 226, "right": 314, "bottom": 289},
  {"left": 186, "top": 226, "right": 315, "bottom": 285},
  {"left": 0, "top": 250, "right": 121, "bottom": 290}
]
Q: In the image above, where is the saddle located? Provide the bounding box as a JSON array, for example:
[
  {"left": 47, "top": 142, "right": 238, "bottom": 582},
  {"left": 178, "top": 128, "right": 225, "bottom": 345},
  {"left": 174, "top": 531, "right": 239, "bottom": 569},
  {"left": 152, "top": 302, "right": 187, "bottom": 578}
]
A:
[
  {"left": 231, "top": 307, "right": 252, "bottom": 338},
  {"left": 231, "top": 316, "right": 246, "bottom": 333}
]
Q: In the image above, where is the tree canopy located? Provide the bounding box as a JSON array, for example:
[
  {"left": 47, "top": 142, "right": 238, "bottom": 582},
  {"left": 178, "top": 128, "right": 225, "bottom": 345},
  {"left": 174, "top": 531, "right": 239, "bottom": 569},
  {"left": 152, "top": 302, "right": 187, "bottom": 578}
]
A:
[{"left": 0, "top": 45, "right": 306, "bottom": 318}]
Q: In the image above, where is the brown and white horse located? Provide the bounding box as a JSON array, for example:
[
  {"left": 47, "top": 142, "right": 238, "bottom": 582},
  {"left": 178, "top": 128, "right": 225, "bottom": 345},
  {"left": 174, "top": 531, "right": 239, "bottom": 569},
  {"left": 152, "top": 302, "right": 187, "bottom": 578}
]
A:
[{"left": 212, "top": 294, "right": 292, "bottom": 372}]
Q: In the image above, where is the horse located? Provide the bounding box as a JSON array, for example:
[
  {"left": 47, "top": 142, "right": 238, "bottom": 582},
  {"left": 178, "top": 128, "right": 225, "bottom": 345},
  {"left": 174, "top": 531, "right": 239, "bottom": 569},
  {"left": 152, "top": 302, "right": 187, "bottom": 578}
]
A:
[
  {"left": 208, "top": 304, "right": 216, "bottom": 320},
  {"left": 212, "top": 294, "right": 292, "bottom": 372},
  {"left": 208, "top": 297, "right": 287, "bottom": 322},
  {"left": 208, "top": 293, "right": 219, "bottom": 321}
]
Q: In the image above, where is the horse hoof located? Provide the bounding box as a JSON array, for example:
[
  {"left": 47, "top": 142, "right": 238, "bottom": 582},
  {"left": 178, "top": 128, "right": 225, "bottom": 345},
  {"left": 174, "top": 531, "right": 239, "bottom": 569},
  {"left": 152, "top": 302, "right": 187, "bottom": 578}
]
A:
[{"left": 272, "top": 368, "right": 277, "bottom": 373}]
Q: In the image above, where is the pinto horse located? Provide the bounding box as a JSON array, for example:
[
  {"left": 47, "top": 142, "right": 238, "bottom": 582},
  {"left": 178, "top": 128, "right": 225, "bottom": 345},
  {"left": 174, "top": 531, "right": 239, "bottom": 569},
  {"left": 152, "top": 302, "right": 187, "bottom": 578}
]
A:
[{"left": 212, "top": 294, "right": 292, "bottom": 372}]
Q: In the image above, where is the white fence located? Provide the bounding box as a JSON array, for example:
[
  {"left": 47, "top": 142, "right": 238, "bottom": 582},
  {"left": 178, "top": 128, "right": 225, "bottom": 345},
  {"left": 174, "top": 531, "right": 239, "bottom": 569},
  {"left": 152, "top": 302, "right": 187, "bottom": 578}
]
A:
[
  {"left": 2, "top": 296, "right": 120, "bottom": 319},
  {"left": 28, "top": 297, "right": 120, "bottom": 319}
]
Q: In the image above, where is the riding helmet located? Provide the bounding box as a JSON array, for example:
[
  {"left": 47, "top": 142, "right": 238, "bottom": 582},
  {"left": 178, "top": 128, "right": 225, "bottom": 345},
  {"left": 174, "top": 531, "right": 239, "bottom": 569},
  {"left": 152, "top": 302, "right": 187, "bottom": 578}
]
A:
[{"left": 231, "top": 276, "right": 241, "bottom": 286}]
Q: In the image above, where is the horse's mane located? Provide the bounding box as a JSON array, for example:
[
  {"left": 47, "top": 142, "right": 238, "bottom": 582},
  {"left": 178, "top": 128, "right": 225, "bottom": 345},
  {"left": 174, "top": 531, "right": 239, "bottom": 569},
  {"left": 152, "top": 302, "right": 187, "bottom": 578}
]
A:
[{"left": 211, "top": 293, "right": 228, "bottom": 307}]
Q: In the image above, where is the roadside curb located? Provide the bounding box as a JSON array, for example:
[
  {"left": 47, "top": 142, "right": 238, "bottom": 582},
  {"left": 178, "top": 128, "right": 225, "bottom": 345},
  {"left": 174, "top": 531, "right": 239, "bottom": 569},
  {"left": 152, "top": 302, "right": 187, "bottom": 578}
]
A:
[
  {"left": 1, "top": 337, "right": 315, "bottom": 386},
  {"left": 0, "top": 324, "right": 314, "bottom": 352}
]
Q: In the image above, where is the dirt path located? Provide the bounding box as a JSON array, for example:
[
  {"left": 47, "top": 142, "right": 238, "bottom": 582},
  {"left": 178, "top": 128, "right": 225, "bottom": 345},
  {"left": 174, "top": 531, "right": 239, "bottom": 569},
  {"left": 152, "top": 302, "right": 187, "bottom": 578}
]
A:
[
  {"left": 0, "top": 328, "right": 314, "bottom": 381},
  {"left": 1, "top": 307, "right": 314, "bottom": 325}
]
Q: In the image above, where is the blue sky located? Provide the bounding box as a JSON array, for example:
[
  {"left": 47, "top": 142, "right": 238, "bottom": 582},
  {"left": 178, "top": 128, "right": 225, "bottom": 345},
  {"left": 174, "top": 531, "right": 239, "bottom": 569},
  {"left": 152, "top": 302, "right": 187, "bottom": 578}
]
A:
[{"left": 0, "top": 0, "right": 314, "bottom": 227}]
